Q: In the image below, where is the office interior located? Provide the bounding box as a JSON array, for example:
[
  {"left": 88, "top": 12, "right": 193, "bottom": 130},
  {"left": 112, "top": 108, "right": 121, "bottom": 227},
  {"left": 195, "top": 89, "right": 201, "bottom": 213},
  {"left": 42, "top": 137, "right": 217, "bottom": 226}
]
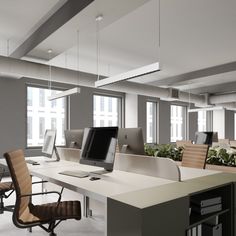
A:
[{"left": 0, "top": 1, "right": 236, "bottom": 236}]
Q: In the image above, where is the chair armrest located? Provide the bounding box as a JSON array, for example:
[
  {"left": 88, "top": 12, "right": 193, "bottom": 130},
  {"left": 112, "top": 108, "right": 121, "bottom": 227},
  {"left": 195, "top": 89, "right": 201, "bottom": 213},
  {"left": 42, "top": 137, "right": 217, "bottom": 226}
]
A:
[
  {"left": 0, "top": 166, "right": 5, "bottom": 181},
  {"left": 32, "top": 180, "right": 48, "bottom": 185},
  {"left": 21, "top": 191, "right": 62, "bottom": 203}
]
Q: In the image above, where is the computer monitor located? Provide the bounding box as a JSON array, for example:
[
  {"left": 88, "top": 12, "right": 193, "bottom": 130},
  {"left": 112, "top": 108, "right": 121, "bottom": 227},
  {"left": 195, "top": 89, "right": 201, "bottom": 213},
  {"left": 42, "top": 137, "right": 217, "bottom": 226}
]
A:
[
  {"left": 42, "top": 129, "right": 60, "bottom": 161},
  {"left": 117, "top": 128, "right": 145, "bottom": 155},
  {"left": 80, "top": 127, "right": 118, "bottom": 172},
  {"left": 195, "top": 132, "right": 218, "bottom": 145},
  {"left": 64, "top": 129, "right": 84, "bottom": 149}
]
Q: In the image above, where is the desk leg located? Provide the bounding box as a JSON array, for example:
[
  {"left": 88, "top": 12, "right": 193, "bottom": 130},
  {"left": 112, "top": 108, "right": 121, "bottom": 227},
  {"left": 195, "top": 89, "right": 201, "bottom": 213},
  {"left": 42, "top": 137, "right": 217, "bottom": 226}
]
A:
[
  {"left": 104, "top": 198, "right": 108, "bottom": 236},
  {"left": 83, "top": 196, "right": 92, "bottom": 217}
]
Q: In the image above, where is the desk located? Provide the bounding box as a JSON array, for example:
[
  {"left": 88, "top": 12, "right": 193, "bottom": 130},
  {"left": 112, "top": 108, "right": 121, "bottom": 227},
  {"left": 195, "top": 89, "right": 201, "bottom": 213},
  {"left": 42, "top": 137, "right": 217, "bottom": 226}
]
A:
[
  {"left": 0, "top": 156, "right": 231, "bottom": 236},
  {"left": 2, "top": 156, "right": 174, "bottom": 236}
]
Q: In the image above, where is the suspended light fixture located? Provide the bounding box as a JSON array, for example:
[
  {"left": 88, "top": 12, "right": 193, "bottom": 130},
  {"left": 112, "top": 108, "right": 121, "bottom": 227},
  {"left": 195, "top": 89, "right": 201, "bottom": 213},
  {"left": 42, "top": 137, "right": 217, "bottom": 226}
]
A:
[
  {"left": 188, "top": 106, "right": 225, "bottom": 113},
  {"left": 48, "top": 31, "right": 81, "bottom": 101},
  {"left": 95, "top": 0, "right": 161, "bottom": 88}
]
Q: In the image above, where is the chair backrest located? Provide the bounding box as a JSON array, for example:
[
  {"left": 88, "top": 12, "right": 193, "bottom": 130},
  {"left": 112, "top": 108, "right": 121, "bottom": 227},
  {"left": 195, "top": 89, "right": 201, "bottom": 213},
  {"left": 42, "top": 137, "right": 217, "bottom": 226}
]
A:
[
  {"left": 218, "top": 138, "right": 230, "bottom": 144},
  {"left": 4, "top": 149, "right": 32, "bottom": 223},
  {"left": 181, "top": 144, "right": 209, "bottom": 169},
  {"left": 176, "top": 140, "right": 192, "bottom": 148},
  {"left": 229, "top": 140, "right": 236, "bottom": 148},
  {"left": 114, "top": 153, "right": 180, "bottom": 181}
]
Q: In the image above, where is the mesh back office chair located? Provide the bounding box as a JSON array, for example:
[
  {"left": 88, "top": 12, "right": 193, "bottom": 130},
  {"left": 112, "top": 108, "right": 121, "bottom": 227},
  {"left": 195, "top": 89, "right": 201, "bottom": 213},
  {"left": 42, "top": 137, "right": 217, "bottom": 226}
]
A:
[
  {"left": 4, "top": 149, "right": 81, "bottom": 236},
  {"left": 181, "top": 144, "right": 209, "bottom": 169},
  {"left": 0, "top": 165, "right": 14, "bottom": 214},
  {"left": 176, "top": 140, "right": 192, "bottom": 148}
]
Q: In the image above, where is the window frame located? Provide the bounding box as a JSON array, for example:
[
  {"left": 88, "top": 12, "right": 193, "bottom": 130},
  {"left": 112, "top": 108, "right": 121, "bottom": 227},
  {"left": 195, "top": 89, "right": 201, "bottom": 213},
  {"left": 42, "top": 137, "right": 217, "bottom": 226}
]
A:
[
  {"left": 92, "top": 92, "right": 124, "bottom": 128},
  {"left": 25, "top": 84, "right": 68, "bottom": 149},
  {"left": 170, "top": 103, "right": 187, "bottom": 142},
  {"left": 146, "top": 100, "right": 158, "bottom": 143}
]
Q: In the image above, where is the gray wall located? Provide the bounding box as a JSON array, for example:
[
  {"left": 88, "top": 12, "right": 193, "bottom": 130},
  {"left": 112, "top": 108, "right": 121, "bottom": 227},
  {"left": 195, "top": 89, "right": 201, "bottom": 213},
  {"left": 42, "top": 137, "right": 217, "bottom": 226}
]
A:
[
  {"left": 0, "top": 78, "right": 25, "bottom": 157},
  {"left": 225, "top": 110, "right": 234, "bottom": 140},
  {"left": 188, "top": 111, "right": 198, "bottom": 141},
  {"left": 158, "top": 100, "right": 171, "bottom": 144}
]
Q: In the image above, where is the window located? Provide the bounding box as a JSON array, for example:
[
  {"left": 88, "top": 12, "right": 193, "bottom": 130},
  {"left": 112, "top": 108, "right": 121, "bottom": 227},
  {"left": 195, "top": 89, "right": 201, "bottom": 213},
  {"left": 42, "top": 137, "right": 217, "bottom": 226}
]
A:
[
  {"left": 27, "top": 86, "right": 66, "bottom": 147},
  {"left": 27, "top": 117, "right": 32, "bottom": 140},
  {"left": 39, "top": 89, "right": 45, "bottom": 107},
  {"left": 234, "top": 113, "right": 236, "bottom": 140},
  {"left": 100, "top": 96, "right": 105, "bottom": 112},
  {"left": 171, "top": 105, "right": 186, "bottom": 142},
  {"left": 198, "top": 110, "right": 207, "bottom": 132},
  {"left": 93, "top": 94, "right": 122, "bottom": 127},
  {"left": 39, "top": 117, "right": 45, "bottom": 139},
  {"left": 146, "top": 101, "right": 157, "bottom": 143}
]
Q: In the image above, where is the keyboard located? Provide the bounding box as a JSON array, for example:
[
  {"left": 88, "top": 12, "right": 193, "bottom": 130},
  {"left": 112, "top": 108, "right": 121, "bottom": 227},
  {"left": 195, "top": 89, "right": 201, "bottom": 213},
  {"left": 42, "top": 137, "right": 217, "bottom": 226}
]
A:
[
  {"left": 59, "top": 170, "right": 89, "bottom": 178},
  {"left": 26, "top": 159, "right": 39, "bottom": 165}
]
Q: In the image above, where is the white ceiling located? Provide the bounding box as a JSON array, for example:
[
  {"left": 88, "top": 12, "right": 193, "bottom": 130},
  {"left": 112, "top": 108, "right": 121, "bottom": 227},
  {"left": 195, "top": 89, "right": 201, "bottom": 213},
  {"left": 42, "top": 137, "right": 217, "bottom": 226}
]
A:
[
  {"left": 1, "top": 0, "right": 236, "bottom": 95},
  {"left": 0, "top": 0, "right": 66, "bottom": 54}
]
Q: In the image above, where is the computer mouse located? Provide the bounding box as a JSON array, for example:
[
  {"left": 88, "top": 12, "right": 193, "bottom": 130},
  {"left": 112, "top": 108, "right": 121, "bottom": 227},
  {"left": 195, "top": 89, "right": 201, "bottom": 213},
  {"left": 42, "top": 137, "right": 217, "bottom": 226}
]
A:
[{"left": 89, "top": 177, "right": 100, "bottom": 181}]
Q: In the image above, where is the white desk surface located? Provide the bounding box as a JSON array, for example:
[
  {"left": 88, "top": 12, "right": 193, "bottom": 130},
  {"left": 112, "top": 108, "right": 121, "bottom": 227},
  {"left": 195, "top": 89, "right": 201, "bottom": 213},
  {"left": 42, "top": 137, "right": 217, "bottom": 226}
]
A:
[
  {"left": 0, "top": 156, "right": 221, "bottom": 203},
  {"left": 29, "top": 162, "right": 174, "bottom": 203},
  {"left": 179, "top": 166, "right": 220, "bottom": 181}
]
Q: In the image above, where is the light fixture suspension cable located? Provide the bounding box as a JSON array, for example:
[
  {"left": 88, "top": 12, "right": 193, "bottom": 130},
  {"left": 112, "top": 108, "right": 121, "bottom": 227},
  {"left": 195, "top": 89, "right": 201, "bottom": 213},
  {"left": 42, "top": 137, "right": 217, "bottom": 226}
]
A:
[
  {"left": 158, "top": 0, "right": 161, "bottom": 48},
  {"left": 77, "top": 29, "right": 80, "bottom": 85},
  {"left": 48, "top": 49, "right": 53, "bottom": 91},
  {"left": 96, "top": 15, "right": 102, "bottom": 81}
]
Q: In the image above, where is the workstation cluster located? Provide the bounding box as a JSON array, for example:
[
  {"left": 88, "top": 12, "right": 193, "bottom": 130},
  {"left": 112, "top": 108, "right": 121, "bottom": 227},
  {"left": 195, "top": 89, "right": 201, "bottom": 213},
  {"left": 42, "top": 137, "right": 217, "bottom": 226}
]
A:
[{"left": 0, "top": 127, "right": 236, "bottom": 236}]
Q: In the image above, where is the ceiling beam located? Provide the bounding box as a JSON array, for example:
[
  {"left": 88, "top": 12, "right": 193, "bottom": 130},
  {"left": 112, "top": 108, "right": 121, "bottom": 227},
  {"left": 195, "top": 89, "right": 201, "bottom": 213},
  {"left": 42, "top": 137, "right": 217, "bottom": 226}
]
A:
[
  {"left": 10, "top": 0, "right": 94, "bottom": 59},
  {"left": 152, "top": 61, "right": 236, "bottom": 87},
  {"left": 185, "top": 81, "right": 236, "bottom": 95}
]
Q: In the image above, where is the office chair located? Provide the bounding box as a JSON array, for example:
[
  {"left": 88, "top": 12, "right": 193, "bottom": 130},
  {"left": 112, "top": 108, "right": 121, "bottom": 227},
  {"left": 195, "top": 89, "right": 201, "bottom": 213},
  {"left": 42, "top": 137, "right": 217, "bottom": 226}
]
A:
[
  {"left": 176, "top": 140, "right": 192, "bottom": 148},
  {"left": 0, "top": 165, "right": 14, "bottom": 214},
  {"left": 181, "top": 144, "right": 209, "bottom": 169},
  {"left": 4, "top": 149, "right": 81, "bottom": 236}
]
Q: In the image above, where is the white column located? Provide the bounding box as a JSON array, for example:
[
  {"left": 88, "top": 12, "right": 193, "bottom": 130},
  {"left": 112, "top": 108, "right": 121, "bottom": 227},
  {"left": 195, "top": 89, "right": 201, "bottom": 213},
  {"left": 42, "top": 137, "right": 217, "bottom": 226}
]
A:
[{"left": 125, "top": 94, "right": 138, "bottom": 128}]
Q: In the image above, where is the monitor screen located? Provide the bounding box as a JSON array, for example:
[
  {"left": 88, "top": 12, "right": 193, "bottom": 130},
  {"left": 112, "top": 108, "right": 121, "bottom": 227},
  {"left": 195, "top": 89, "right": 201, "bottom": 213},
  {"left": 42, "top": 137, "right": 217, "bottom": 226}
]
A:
[
  {"left": 42, "top": 130, "right": 56, "bottom": 157},
  {"left": 64, "top": 129, "right": 84, "bottom": 149},
  {"left": 195, "top": 132, "right": 218, "bottom": 145},
  {"left": 80, "top": 127, "right": 118, "bottom": 171},
  {"left": 118, "top": 128, "right": 145, "bottom": 155}
]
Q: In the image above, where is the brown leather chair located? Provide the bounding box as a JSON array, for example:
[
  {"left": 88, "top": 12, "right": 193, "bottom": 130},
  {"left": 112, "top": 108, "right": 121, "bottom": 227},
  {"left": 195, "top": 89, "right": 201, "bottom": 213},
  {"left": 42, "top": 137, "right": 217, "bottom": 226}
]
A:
[
  {"left": 4, "top": 149, "right": 81, "bottom": 236},
  {"left": 176, "top": 140, "right": 192, "bottom": 148},
  {"left": 0, "top": 165, "right": 14, "bottom": 214},
  {"left": 181, "top": 144, "right": 209, "bottom": 169}
]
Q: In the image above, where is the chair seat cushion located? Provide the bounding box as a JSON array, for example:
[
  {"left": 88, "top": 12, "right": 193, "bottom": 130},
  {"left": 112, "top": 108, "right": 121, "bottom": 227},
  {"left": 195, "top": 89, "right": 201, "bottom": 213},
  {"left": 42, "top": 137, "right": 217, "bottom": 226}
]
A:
[
  {"left": 0, "top": 182, "right": 14, "bottom": 192},
  {"left": 30, "top": 200, "right": 81, "bottom": 223}
]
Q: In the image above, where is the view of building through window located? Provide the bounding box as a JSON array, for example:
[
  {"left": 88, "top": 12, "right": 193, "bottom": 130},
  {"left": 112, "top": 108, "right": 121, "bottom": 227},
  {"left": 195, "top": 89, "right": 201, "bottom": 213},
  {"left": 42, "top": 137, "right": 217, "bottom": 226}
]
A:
[
  {"left": 27, "top": 86, "right": 66, "bottom": 147},
  {"left": 93, "top": 95, "right": 121, "bottom": 127},
  {"left": 146, "top": 101, "right": 157, "bottom": 143},
  {"left": 198, "top": 110, "right": 207, "bottom": 132},
  {"left": 171, "top": 105, "right": 186, "bottom": 142}
]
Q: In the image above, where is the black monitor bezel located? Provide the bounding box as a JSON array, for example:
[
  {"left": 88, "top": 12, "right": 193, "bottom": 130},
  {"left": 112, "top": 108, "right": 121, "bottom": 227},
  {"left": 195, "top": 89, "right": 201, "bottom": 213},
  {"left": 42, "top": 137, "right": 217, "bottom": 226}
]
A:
[{"left": 79, "top": 127, "right": 118, "bottom": 171}]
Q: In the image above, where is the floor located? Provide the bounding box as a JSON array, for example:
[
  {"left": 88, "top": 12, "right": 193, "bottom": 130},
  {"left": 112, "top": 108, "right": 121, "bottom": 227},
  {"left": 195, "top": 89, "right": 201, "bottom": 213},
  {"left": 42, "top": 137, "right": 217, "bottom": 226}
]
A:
[{"left": 0, "top": 177, "right": 105, "bottom": 236}]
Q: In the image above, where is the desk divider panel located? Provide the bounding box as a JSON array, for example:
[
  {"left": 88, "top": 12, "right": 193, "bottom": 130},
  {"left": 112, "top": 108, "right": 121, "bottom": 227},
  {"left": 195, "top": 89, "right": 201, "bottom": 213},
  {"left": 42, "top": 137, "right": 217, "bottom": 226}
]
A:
[{"left": 114, "top": 153, "right": 180, "bottom": 181}]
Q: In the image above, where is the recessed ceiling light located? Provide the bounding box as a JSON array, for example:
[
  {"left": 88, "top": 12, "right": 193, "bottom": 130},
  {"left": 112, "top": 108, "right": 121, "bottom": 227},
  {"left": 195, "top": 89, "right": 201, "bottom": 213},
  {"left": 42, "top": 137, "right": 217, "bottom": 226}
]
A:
[{"left": 95, "top": 14, "right": 103, "bottom": 22}]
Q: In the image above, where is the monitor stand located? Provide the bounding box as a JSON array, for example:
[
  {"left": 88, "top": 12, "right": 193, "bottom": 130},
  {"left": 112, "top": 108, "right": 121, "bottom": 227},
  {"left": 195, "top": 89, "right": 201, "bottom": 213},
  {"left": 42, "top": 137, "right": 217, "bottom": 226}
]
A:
[
  {"left": 45, "top": 147, "right": 60, "bottom": 162},
  {"left": 120, "top": 144, "right": 128, "bottom": 153},
  {"left": 90, "top": 169, "right": 113, "bottom": 175}
]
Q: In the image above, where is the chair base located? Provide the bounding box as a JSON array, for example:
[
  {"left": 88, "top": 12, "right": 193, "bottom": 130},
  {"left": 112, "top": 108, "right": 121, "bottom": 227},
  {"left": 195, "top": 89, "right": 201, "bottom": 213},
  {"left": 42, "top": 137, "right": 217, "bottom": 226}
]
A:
[
  {"left": 49, "top": 232, "right": 57, "bottom": 236},
  {"left": 0, "top": 202, "right": 14, "bottom": 214}
]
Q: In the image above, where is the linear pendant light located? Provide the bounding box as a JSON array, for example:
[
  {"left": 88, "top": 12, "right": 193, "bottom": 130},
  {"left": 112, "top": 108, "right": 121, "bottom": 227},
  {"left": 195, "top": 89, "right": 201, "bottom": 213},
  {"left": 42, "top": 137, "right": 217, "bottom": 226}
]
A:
[
  {"left": 188, "top": 106, "right": 224, "bottom": 113},
  {"left": 95, "top": 62, "right": 160, "bottom": 88},
  {"left": 95, "top": 0, "right": 161, "bottom": 88},
  {"left": 48, "top": 87, "right": 81, "bottom": 101}
]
